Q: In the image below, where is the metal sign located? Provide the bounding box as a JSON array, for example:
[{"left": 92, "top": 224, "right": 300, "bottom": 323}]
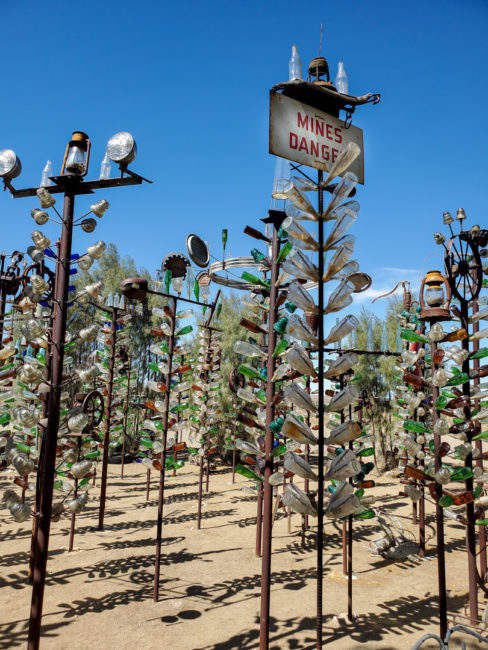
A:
[{"left": 269, "top": 91, "right": 365, "bottom": 184}]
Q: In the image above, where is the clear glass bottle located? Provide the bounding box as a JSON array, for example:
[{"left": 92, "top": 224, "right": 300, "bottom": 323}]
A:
[
  {"left": 288, "top": 45, "right": 302, "bottom": 81},
  {"left": 335, "top": 61, "right": 348, "bottom": 94}
]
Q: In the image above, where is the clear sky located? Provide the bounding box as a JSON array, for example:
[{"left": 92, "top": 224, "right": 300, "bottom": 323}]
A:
[{"left": 1, "top": 0, "right": 487, "bottom": 317}]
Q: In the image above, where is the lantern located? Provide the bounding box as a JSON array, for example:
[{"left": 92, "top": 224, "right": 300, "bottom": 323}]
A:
[
  {"left": 419, "top": 270, "right": 451, "bottom": 322},
  {"left": 61, "top": 131, "right": 91, "bottom": 177}
]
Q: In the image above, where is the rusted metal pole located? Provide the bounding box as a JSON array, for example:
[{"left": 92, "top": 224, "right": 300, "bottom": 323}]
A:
[
  {"left": 120, "top": 355, "right": 132, "bottom": 479},
  {"left": 256, "top": 481, "right": 264, "bottom": 557},
  {"left": 98, "top": 308, "right": 118, "bottom": 530},
  {"left": 460, "top": 300, "right": 478, "bottom": 624},
  {"left": 173, "top": 355, "right": 183, "bottom": 478},
  {"left": 154, "top": 296, "right": 177, "bottom": 601},
  {"left": 145, "top": 468, "right": 151, "bottom": 501},
  {"left": 259, "top": 219, "right": 279, "bottom": 650},
  {"left": 316, "top": 169, "right": 325, "bottom": 650},
  {"left": 472, "top": 300, "right": 487, "bottom": 581},
  {"left": 197, "top": 332, "right": 210, "bottom": 530},
  {"left": 231, "top": 407, "right": 237, "bottom": 484},
  {"left": 430, "top": 338, "right": 448, "bottom": 639},
  {"left": 28, "top": 295, "right": 53, "bottom": 585},
  {"left": 28, "top": 190, "right": 75, "bottom": 650}
]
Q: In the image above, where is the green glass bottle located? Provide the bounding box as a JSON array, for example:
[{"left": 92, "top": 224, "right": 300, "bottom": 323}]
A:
[
  {"left": 403, "top": 419, "right": 431, "bottom": 434},
  {"left": 273, "top": 339, "right": 289, "bottom": 357},
  {"left": 237, "top": 364, "right": 262, "bottom": 381},
  {"left": 273, "top": 317, "right": 288, "bottom": 335},
  {"left": 176, "top": 325, "right": 193, "bottom": 337},
  {"left": 441, "top": 388, "right": 457, "bottom": 399},
  {"left": 256, "top": 389, "right": 267, "bottom": 404},
  {"left": 435, "top": 395, "right": 448, "bottom": 410},
  {"left": 241, "top": 272, "right": 270, "bottom": 289},
  {"left": 172, "top": 403, "right": 188, "bottom": 412},
  {"left": 439, "top": 495, "right": 453, "bottom": 508},
  {"left": 235, "top": 463, "right": 264, "bottom": 482},
  {"left": 271, "top": 443, "right": 287, "bottom": 457},
  {"left": 357, "top": 447, "right": 375, "bottom": 457},
  {"left": 84, "top": 450, "right": 100, "bottom": 459},
  {"left": 188, "top": 447, "right": 199, "bottom": 455},
  {"left": 451, "top": 467, "right": 473, "bottom": 481},
  {"left": 140, "top": 438, "right": 154, "bottom": 449},
  {"left": 471, "top": 347, "right": 488, "bottom": 360},
  {"left": 400, "top": 329, "right": 429, "bottom": 344},
  {"left": 355, "top": 488, "right": 365, "bottom": 499},
  {"left": 0, "top": 413, "right": 10, "bottom": 425},
  {"left": 148, "top": 362, "right": 159, "bottom": 373},
  {"left": 354, "top": 509, "right": 375, "bottom": 520},
  {"left": 445, "top": 372, "right": 470, "bottom": 386},
  {"left": 276, "top": 241, "right": 292, "bottom": 265},
  {"left": 473, "top": 430, "right": 488, "bottom": 440}
]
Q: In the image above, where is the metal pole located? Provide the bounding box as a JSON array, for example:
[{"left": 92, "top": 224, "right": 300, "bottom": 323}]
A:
[
  {"left": 347, "top": 403, "right": 353, "bottom": 620},
  {"left": 28, "top": 190, "right": 75, "bottom": 650},
  {"left": 430, "top": 337, "right": 448, "bottom": 638},
  {"left": 28, "top": 281, "right": 53, "bottom": 585},
  {"left": 197, "top": 331, "right": 210, "bottom": 530},
  {"left": 258, "top": 222, "right": 278, "bottom": 650},
  {"left": 460, "top": 301, "right": 478, "bottom": 624},
  {"left": 316, "top": 169, "right": 325, "bottom": 650},
  {"left": 98, "top": 307, "right": 118, "bottom": 530},
  {"left": 154, "top": 296, "right": 177, "bottom": 601},
  {"left": 231, "top": 405, "right": 237, "bottom": 484},
  {"left": 472, "top": 300, "right": 487, "bottom": 581},
  {"left": 256, "top": 481, "right": 264, "bottom": 557},
  {"left": 120, "top": 355, "right": 132, "bottom": 479}
]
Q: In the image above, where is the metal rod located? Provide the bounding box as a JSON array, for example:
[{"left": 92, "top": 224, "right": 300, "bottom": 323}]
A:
[
  {"left": 98, "top": 308, "right": 118, "bottom": 530},
  {"left": 120, "top": 356, "right": 132, "bottom": 479},
  {"left": 430, "top": 337, "right": 448, "bottom": 638},
  {"left": 460, "top": 300, "right": 478, "bottom": 624},
  {"left": 316, "top": 169, "right": 325, "bottom": 650},
  {"left": 145, "top": 468, "right": 151, "bottom": 501},
  {"left": 256, "top": 481, "right": 264, "bottom": 557},
  {"left": 231, "top": 406, "right": 237, "bottom": 484},
  {"left": 258, "top": 222, "right": 278, "bottom": 650},
  {"left": 28, "top": 190, "right": 75, "bottom": 650},
  {"left": 472, "top": 300, "right": 487, "bottom": 580},
  {"left": 153, "top": 296, "right": 177, "bottom": 601}
]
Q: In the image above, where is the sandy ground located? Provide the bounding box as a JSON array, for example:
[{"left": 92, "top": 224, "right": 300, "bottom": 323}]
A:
[{"left": 0, "top": 459, "right": 486, "bottom": 650}]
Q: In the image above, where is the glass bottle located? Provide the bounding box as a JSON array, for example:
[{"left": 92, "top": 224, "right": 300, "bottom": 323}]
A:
[
  {"left": 40, "top": 160, "right": 52, "bottom": 187},
  {"left": 335, "top": 61, "right": 348, "bottom": 94},
  {"left": 288, "top": 45, "right": 302, "bottom": 81},
  {"left": 99, "top": 152, "right": 111, "bottom": 179},
  {"left": 235, "top": 463, "right": 264, "bottom": 482},
  {"left": 400, "top": 329, "right": 429, "bottom": 344},
  {"left": 234, "top": 340, "right": 267, "bottom": 359}
]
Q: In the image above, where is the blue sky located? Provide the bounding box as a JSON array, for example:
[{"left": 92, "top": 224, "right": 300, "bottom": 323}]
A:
[{"left": 1, "top": 0, "right": 487, "bottom": 317}]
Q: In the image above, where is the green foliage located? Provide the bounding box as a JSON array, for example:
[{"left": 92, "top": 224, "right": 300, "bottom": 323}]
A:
[{"left": 352, "top": 297, "right": 405, "bottom": 469}]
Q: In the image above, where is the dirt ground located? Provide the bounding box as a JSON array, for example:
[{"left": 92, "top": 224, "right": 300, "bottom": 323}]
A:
[{"left": 0, "top": 459, "right": 486, "bottom": 649}]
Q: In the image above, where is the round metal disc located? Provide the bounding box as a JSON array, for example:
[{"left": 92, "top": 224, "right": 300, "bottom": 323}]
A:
[{"left": 186, "top": 234, "right": 209, "bottom": 268}]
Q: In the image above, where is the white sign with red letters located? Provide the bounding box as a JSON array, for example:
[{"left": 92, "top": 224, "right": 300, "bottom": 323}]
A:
[{"left": 269, "top": 92, "right": 364, "bottom": 184}]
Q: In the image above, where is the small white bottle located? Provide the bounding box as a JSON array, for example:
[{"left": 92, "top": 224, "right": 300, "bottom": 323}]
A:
[
  {"left": 40, "top": 160, "right": 52, "bottom": 187},
  {"left": 99, "top": 152, "right": 111, "bottom": 179},
  {"left": 335, "top": 62, "right": 348, "bottom": 94},
  {"left": 288, "top": 45, "right": 302, "bottom": 81}
]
